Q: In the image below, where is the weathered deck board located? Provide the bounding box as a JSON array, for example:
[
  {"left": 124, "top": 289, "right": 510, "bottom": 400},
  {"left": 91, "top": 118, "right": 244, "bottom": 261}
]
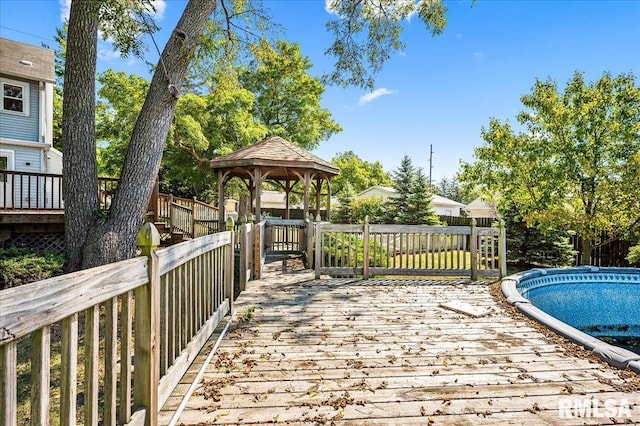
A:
[{"left": 160, "top": 269, "right": 640, "bottom": 425}]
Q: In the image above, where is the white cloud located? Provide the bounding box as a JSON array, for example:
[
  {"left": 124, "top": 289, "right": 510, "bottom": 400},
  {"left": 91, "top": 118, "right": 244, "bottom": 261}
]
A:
[
  {"left": 358, "top": 88, "right": 397, "bottom": 106},
  {"left": 325, "top": 0, "right": 339, "bottom": 15},
  {"left": 148, "top": 0, "right": 166, "bottom": 20},
  {"left": 473, "top": 51, "right": 486, "bottom": 59},
  {"left": 59, "top": 0, "right": 71, "bottom": 22}
]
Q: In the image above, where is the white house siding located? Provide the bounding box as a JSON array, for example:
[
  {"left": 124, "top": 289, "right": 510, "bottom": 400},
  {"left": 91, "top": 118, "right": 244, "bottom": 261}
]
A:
[{"left": 0, "top": 77, "right": 40, "bottom": 142}]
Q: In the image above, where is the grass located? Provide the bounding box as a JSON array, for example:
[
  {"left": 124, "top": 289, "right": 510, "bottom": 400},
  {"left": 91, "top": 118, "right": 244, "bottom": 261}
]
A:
[{"left": 0, "top": 247, "right": 64, "bottom": 289}]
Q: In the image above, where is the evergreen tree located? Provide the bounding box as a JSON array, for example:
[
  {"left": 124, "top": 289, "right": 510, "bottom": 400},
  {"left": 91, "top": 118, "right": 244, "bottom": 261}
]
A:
[
  {"left": 388, "top": 154, "right": 415, "bottom": 224},
  {"left": 503, "top": 204, "right": 576, "bottom": 267},
  {"left": 407, "top": 168, "right": 440, "bottom": 225},
  {"left": 334, "top": 182, "right": 356, "bottom": 224}
]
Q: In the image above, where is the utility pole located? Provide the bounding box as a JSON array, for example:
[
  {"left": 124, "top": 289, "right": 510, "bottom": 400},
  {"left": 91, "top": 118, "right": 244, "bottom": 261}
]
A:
[{"left": 428, "top": 144, "right": 434, "bottom": 187}]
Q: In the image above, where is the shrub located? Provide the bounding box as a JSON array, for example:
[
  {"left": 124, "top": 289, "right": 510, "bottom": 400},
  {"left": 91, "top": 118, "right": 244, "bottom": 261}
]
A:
[
  {"left": 627, "top": 244, "right": 640, "bottom": 266},
  {"left": 0, "top": 247, "right": 64, "bottom": 289},
  {"left": 322, "top": 232, "right": 387, "bottom": 268}
]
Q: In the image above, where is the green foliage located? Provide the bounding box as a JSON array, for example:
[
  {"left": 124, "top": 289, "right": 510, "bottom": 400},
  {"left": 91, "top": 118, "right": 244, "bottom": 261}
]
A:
[
  {"left": 97, "top": 0, "right": 159, "bottom": 59},
  {"left": 406, "top": 168, "right": 440, "bottom": 225},
  {"left": 324, "top": 0, "right": 448, "bottom": 89},
  {"left": 503, "top": 205, "right": 575, "bottom": 267},
  {"left": 627, "top": 244, "right": 640, "bottom": 266},
  {"left": 96, "top": 70, "right": 150, "bottom": 176},
  {"left": 0, "top": 247, "right": 64, "bottom": 289},
  {"left": 334, "top": 182, "right": 356, "bottom": 224},
  {"left": 323, "top": 233, "right": 387, "bottom": 269},
  {"left": 331, "top": 151, "right": 392, "bottom": 196},
  {"left": 460, "top": 71, "right": 640, "bottom": 264},
  {"left": 434, "top": 176, "right": 476, "bottom": 204},
  {"left": 387, "top": 154, "right": 415, "bottom": 224},
  {"left": 351, "top": 197, "right": 389, "bottom": 224},
  {"left": 240, "top": 39, "right": 342, "bottom": 150}
]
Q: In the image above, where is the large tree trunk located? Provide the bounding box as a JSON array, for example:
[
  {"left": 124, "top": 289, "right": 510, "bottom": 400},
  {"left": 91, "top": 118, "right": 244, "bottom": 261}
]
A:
[
  {"left": 62, "top": 0, "right": 99, "bottom": 272},
  {"left": 580, "top": 236, "right": 593, "bottom": 266},
  {"left": 82, "top": 0, "right": 217, "bottom": 268}
]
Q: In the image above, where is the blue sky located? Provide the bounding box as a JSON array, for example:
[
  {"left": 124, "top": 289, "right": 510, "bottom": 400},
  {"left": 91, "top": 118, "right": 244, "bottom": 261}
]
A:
[{"left": 1, "top": 0, "right": 639, "bottom": 183}]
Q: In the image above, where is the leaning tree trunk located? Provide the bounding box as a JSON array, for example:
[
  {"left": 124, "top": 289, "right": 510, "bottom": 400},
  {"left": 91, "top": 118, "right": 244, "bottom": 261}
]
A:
[
  {"left": 62, "top": 0, "right": 100, "bottom": 272},
  {"left": 82, "top": 0, "right": 218, "bottom": 268}
]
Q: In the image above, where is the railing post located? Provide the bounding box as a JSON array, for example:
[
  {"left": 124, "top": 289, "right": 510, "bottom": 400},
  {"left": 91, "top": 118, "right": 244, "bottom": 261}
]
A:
[
  {"left": 363, "top": 216, "right": 370, "bottom": 279},
  {"left": 470, "top": 219, "right": 478, "bottom": 281},
  {"left": 305, "top": 214, "right": 314, "bottom": 269},
  {"left": 168, "top": 194, "right": 174, "bottom": 230},
  {"left": 191, "top": 197, "right": 198, "bottom": 238},
  {"left": 253, "top": 220, "right": 262, "bottom": 280},
  {"left": 315, "top": 222, "right": 322, "bottom": 280},
  {"left": 147, "top": 176, "right": 159, "bottom": 222},
  {"left": 0, "top": 342, "right": 17, "bottom": 426},
  {"left": 135, "top": 223, "right": 161, "bottom": 426},
  {"left": 499, "top": 219, "right": 507, "bottom": 278},
  {"left": 225, "top": 217, "right": 235, "bottom": 315}
]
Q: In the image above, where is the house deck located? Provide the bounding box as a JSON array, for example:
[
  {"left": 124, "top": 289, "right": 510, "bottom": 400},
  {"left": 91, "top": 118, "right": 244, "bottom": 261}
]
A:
[{"left": 160, "top": 264, "right": 639, "bottom": 425}]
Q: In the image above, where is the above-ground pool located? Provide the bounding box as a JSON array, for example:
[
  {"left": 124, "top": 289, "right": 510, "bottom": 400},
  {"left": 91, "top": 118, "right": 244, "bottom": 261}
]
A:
[{"left": 502, "top": 267, "right": 640, "bottom": 373}]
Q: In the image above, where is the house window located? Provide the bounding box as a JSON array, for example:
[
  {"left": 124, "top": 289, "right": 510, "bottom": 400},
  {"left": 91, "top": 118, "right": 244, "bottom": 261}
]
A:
[{"left": 1, "top": 78, "right": 30, "bottom": 116}]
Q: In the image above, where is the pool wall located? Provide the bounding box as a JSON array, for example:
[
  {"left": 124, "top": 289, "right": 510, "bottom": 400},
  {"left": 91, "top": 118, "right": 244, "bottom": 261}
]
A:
[{"left": 502, "top": 266, "right": 640, "bottom": 373}]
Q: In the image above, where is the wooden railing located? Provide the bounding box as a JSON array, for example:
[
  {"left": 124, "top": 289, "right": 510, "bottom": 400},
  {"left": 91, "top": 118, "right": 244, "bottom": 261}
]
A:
[
  {"left": 264, "top": 219, "right": 307, "bottom": 253},
  {"left": 0, "top": 224, "right": 234, "bottom": 426},
  {"left": 154, "top": 195, "right": 220, "bottom": 239},
  {"left": 0, "top": 171, "right": 120, "bottom": 211},
  {"left": 0, "top": 171, "right": 220, "bottom": 241},
  {"left": 315, "top": 219, "right": 506, "bottom": 280}
]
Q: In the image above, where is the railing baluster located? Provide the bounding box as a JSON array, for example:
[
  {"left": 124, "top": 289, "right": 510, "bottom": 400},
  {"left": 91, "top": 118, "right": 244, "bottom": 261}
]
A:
[
  {"left": 60, "top": 314, "right": 78, "bottom": 426},
  {"left": 104, "top": 297, "right": 118, "bottom": 426},
  {"left": 0, "top": 341, "right": 17, "bottom": 425},
  {"left": 31, "top": 326, "right": 50, "bottom": 425},
  {"left": 120, "top": 291, "right": 133, "bottom": 423},
  {"left": 84, "top": 306, "right": 100, "bottom": 426}
]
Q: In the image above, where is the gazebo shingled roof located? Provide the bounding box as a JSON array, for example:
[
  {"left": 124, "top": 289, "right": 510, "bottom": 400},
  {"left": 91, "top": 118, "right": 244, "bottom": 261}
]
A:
[
  {"left": 209, "top": 136, "right": 339, "bottom": 178},
  {"left": 210, "top": 136, "right": 339, "bottom": 225}
]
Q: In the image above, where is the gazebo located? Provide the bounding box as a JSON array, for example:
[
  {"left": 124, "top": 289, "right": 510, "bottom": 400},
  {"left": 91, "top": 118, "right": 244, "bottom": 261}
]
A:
[{"left": 210, "top": 136, "right": 339, "bottom": 229}]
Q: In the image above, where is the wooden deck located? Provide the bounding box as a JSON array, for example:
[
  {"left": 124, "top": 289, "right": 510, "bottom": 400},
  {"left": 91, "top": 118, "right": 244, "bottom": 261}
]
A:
[{"left": 160, "top": 265, "right": 640, "bottom": 425}]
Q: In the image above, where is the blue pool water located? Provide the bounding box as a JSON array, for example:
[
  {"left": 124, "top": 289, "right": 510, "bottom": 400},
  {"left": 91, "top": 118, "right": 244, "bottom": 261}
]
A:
[{"left": 514, "top": 268, "right": 640, "bottom": 355}]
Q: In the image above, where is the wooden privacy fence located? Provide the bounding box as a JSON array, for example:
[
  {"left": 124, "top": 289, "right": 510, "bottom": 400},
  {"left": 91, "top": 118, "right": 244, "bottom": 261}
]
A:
[
  {"left": 0, "top": 223, "right": 234, "bottom": 426},
  {"left": 315, "top": 219, "right": 506, "bottom": 281}
]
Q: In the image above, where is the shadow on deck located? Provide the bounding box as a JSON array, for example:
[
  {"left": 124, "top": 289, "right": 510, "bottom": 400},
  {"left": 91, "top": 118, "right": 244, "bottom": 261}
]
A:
[{"left": 160, "top": 262, "right": 639, "bottom": 425}]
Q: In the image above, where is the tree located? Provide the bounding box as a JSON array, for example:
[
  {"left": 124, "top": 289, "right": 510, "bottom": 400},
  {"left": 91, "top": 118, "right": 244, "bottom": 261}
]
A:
[
  {"left": 96, "top": 70, "right": 150, "bottom": 176},
  {"left": 351, "top": 197, "right": 388, "bottom": 224},
  {"left": 240, "top": 39, "right": 342, "bottom": 150},
  {"left": 434, "top": 176, "right": 475, "bottom": 204},
  {"left": 324, "top": 0, "right": 447, "bottom": 89},
  {"left": 334, "top": 182, "right": 356, "bottom": 224},
  {"left": 64, "top": 0, "right": 216, "bottom": 270},
  {"left": 406, "top": 168, "right": 439, "bottom": 225},
  {"left": 460, "top": 71, "right": 640, "bottom": 264},
  {"left": 388, "top": 154, "right": 415, "bottom": 224},
  {"left": 63, "top": 0, "right": 451, "bottom": 270},
  {"left": 331, "top": 151, "right": 392, "bottom": 196},
  {"left": 502, "top": 203, "right": 575, "bottom": 267}
]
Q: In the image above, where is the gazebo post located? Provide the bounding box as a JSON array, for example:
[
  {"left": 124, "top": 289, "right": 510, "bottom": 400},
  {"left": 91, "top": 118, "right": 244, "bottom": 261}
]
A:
[
  {"left": 217, "top": 170, "right": 225, "bottom": 232},
  {"left": 326, "top": 178, "right": 332, "bottom": 222},
  {"left": 302, "top": 171, "right": 311, "bottom": 220},
  {"left": 315, "top": 177, "right": 322, "bottom": 219},
  {"left": 253, "top": 167, "right": 262, "bottom": 220}
]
